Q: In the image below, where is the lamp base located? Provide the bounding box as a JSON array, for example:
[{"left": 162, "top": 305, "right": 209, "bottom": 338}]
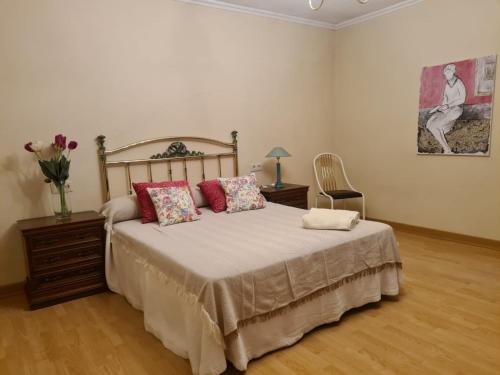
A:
[{"left": 275, "top": 161, "right": 283, "bottom": 189}]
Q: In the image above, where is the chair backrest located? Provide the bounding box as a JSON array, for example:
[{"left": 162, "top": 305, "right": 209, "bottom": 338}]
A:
[
  {"left": 314, "top": 153, "right": 337, "bottom": 192},
  {"left": 313, "top": 153, "right": 354, "bottom": 193}
]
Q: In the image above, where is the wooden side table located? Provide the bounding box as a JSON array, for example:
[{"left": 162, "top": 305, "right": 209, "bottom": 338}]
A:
[
  {"left": 260, "top": 183, "right": 309, "bottom": 209},
  {"left": 17, "top": 211, "right": 107, "bottom": 309}
]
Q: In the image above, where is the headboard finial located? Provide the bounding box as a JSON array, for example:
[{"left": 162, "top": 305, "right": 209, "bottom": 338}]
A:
[
  {"left": 231, "top": 130, "right": 238, "bottom": 151},
  {"left": 95, "top": 135, "right": 110, "bottom": 202},
  {"left": 96, "top": 135, "right": 106, "bottom": 153},
  {"left": 231, "top": 130, "right": 239, "bottom": 176}
]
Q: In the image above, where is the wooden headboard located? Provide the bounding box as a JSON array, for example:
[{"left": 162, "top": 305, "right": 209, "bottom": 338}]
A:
[{"left": 95, "top": 131, "right": 238, "bottom": 202}]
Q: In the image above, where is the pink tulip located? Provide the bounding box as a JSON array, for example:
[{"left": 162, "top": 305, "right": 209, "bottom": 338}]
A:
[
  {"left": 68, "top": 140, "right": 78, "bottom": 150},
  {"left": 24, "top": 142, "right": 34, "bottom": 152},
  {"left": 54, "top": 134, "right": 67, "bottom": 150}
]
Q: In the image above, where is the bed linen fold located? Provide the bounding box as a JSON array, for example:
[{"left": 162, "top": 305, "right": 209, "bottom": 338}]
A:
[{"left": 110, "top": 202, "right": 401, "bottom": 340}]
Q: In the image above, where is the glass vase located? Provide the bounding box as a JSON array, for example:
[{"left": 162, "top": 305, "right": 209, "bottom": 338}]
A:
[{"left": 50, "top": 182, "right": 72, "bottom": 220}]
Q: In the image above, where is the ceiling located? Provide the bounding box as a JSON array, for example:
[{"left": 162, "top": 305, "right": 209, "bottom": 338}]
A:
[{"left": 177, "top": 0, "right": 423, "bottom": 29}]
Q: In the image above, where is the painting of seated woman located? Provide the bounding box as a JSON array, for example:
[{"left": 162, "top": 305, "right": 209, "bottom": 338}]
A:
[{"left": 417, "top": 55, "right": 497, "bottom": 156}]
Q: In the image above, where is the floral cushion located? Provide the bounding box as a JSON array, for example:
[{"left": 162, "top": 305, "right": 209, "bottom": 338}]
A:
[
  {"left": 147, "top": 186, "right": 200, "bottom": 226},
  {"left": 218, "top": 173, "right": 266, "bottom": 213},
  {"left": 133, "top": 181, "right": 201, "bottom": 224}
]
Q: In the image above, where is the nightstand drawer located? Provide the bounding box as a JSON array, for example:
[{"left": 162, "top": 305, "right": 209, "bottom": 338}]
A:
[
  {"left": 31, "top": 242, "right": 104, "bottom": 274},
  {"left": 29, "top": 226, "right": 102, "bottom": 252},
  {"left": 278, "top": 199, "right": 308, "bottom": 209},
  {"left": 28, "top": 276, "right": 106, "bottom": 308},
  {"left": 260, "top": 183, "right": 309, "bottom": 209},
  {"left": 28, "top": 261, "right": 104, "bottom": 291},
  {"left": 270, "top": 192, "right": 306, "bottom": 202}
]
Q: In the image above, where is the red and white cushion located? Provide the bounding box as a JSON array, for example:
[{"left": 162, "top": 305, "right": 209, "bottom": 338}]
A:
[
  {"left": 218, "top": 173, "right": 266, "bottom": 213},
  {"left": 147, "top": 186, "right": 200, "bottom": 226},
  {"left": 133, "top": 181, "right": 200, "bottom": 223}
]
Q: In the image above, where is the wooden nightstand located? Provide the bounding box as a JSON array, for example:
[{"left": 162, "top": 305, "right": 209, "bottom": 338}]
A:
[
  {"left": 17, "top": 211, "right": 107, "bottom": 309},
  {"left": 260, "top": 183, "right": 309, "bottom": 209}
]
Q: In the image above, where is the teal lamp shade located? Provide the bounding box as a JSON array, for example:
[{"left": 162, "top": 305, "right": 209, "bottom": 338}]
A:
[
  {"left": 266, "top": 147, "right": 291, "bottom": 189},
  {"left": 266, "top": 147, "right": 291, "bottom": 159}
]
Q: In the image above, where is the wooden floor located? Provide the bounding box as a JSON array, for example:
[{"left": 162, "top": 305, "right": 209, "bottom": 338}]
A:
[{"left": 1, "top": 230, "right": 499, "bottom": 375}]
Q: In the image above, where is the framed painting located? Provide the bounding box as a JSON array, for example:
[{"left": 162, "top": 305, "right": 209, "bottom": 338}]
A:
[{"left": 417, "top": 55, "right": 497, "bottom": 156}]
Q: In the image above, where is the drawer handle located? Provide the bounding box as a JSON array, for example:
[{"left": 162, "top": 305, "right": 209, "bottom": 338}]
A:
[
  {"left": 77, "top": 249, "right": 98, "bottom": 257},
  {"left": 42, "top": 274, "right": 65, "bottom": 283},
  {"left": 45, "top": 255, "right": 62, "bottom": 263},
  {"left": 75, "top": 267, "right": 98, "bottom": 276},
  {"left": 76, "top": 233, "right": 96, "bottom": 240}
]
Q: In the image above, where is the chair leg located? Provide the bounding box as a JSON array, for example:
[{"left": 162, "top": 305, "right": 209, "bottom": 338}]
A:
[{"left": 316, "top": 194, "right": 335, "bottom": 210}]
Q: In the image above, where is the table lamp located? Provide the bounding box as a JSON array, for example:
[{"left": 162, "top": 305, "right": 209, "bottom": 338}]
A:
[{"left": 266, "top": 147, "right": 291, "bottom": 189}]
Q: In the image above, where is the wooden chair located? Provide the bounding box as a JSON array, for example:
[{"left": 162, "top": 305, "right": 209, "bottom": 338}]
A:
[{"left": 313, "top": 153, "right": 365, "bottom": 219}]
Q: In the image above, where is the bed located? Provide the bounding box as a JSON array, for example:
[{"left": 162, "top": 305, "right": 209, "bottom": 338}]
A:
[{"left": 96, "top": 132, "right": 403, "bottom": 375}]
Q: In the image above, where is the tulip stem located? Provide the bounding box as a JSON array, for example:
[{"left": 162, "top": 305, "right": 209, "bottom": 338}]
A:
[{"left": 58, "top": 183, "right": 70, "bottom": 217}]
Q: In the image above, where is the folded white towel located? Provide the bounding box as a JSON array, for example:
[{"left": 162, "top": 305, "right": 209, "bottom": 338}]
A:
[{"left": 302, "top": 208, "right": 360, "bottom": 231}]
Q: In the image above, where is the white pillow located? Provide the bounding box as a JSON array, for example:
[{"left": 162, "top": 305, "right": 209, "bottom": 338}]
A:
[
  {"left": 191, "top": 185, "right": 208, "bottom": 208},
  {"left": 100, "top": 195, "right": 141, "bottom": 223}
]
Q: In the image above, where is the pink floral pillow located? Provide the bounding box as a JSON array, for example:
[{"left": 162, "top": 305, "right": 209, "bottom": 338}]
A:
[
  {"left": 147, "top": 186, "right": 200, "bottom": 226},
  {"left": 197, "top": 179, "right": 226, "bottom": 213},
  {"left": 218, "top": 173, "right": 266, "bottom": 213},
  {"left": 133, "top": 181, "right": 201, "bottom": 223}
]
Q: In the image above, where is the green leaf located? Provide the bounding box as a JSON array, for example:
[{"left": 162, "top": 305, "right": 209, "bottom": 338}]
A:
[
  {"left": 38, "top": 160, "right": 57, "bottom": 181},
  {"left": 60, "top": 155, "right": 70, "bottom": 182},
  {"left": 38, "top": 156, "right": 71, "bottom": 185}
]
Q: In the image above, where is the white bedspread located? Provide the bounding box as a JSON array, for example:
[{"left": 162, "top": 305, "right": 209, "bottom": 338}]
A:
[{"left": 107, "top": 203, "right": 402, "bottom": 374}]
